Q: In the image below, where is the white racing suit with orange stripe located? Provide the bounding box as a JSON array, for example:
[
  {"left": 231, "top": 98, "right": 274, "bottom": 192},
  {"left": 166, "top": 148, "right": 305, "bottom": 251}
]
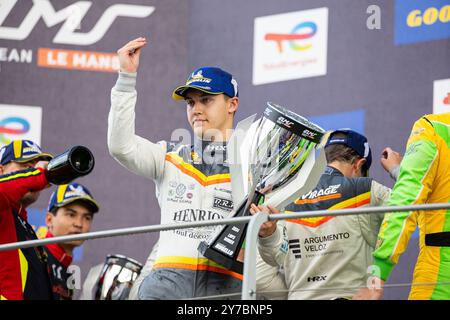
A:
[
  {"left": 108, "top": 72, "right": 241, "bottom": 299},
  {"left": 258, "top": 166, "right": 391, "bottom": 299}
]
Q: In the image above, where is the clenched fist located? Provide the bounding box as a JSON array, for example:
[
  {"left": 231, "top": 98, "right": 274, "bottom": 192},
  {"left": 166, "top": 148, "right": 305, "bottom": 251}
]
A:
[{"left": 117, "top": 37, "right": 147, "bottom": 73}]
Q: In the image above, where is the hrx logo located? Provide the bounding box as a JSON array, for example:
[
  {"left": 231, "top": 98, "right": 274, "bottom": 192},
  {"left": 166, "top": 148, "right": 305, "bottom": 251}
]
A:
[{"left": 307, "top": 275, "right": 327, "bottom": 282}]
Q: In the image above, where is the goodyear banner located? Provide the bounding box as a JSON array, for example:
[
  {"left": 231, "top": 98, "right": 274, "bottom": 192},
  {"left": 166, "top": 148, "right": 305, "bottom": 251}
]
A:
[{"left": 395, "top": 0, "right": 450, "bottom": 45}]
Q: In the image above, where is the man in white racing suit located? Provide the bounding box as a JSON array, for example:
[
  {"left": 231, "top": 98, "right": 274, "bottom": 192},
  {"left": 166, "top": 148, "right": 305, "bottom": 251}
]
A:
[{"left": 108, "top": 37, "right": 242, "bottom": 299}]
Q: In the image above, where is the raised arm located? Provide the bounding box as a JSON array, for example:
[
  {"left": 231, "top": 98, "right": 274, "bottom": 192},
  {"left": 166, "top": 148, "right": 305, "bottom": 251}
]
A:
[
  {"left": 0, "top": 167, "right": 48, "bottom": 208},
  {"left": 107, "top": 38, "right": 167, "bottom": 181}
]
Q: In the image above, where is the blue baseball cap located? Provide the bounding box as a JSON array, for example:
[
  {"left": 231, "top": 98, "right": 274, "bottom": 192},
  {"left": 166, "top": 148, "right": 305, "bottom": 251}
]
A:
[
  {"left": 48, "top": 182, "right": 99, "bottom": 214},
  {"left": 325, "top": 129, "right": 372, "bottom": 175},
  {"left": 0, "top": 140, "right": 53, "bottom": 165},
  {"left": 172, "top": 66, "right": 239, "bottom": 101}
]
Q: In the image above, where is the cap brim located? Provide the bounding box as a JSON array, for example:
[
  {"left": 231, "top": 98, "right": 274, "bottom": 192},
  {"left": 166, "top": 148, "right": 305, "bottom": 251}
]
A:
[
  {"left": 15, "top": 153, "right": 54, "bottom": 163},
  {"left": 54, "top": 197, "right": 100, "bottom": 214},
  {"left": 172, "top": 85, "right": 223, "bottom": 101}
]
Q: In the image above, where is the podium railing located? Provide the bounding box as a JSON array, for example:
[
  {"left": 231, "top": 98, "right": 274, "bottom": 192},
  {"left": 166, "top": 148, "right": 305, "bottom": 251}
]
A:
[{"left": 1, "top": 202, "right": 450, "bottom": 300}]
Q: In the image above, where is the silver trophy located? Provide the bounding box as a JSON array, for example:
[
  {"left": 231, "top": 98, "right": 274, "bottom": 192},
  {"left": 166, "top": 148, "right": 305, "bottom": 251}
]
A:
[
  {"left": 94, "top": 254, "right": 143, "bottom": 300},
  {"left": 198, "top": 102, "right": 327, "bottom": 273}
]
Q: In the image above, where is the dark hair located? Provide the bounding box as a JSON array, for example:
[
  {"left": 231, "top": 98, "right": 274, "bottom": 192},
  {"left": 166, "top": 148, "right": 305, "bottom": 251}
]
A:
[{"left": 325, "top": 133, "right": 362, "bottom": 165}]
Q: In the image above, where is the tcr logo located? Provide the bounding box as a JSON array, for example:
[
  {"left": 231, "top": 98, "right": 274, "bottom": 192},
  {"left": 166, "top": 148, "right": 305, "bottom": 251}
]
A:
[
  {"left": 265, "top": 22, "right": 317, "bottom": 53},
  {"left": 0, "top": 0, "right": 155, "bottom": 46}
]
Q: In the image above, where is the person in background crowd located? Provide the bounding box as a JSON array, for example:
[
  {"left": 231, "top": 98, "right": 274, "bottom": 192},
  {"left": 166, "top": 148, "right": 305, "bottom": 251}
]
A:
[{"left": 44, "top": 182, "right": 99, "bottom": 300}]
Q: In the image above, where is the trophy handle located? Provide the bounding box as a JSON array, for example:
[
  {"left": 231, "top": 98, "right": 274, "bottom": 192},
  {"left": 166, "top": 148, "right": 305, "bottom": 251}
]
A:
[{"left": 227, "top": 114, "right": 257, "bottom": 209}]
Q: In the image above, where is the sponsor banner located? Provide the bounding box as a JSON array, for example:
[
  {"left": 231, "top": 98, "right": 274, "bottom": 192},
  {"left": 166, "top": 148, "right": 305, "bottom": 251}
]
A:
[
  {"left": 0, "top": 0, "right": 154, "bottom": 72},
  {"left": 253, "top": 7, "right": 328, "bottom": 85},
  {"left": 0, "top": 104, "right": 42, "bottom": 147},
  {"left": 37, "top": 48, "right": 119, "bottom": 72},
  {"left": 395, "top": 0, "right": 450, "bottom": 45},
  {"left": 289, "top": 232, "right": 350, "bottom": 260},
  {"left": 433, "top": 78, "right": 450, "bottom": 114},
  {"left": 28, "top": 209, "right": 83, "bottom": 262},
  {"left": 0, "top": 0, "right": 155, "bottom": 46}
]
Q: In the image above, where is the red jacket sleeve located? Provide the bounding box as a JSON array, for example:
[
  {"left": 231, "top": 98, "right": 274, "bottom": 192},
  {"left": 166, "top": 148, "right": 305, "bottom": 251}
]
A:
[{"left": 0, "top": 168, "right": 48, "bottom": 207}]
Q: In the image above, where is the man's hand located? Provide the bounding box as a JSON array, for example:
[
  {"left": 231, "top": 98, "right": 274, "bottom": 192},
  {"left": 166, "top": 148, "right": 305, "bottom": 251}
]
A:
[
  {"left": 353, "top": 278, "right": 384, "bottom": 300},
  {"left": 381, "top": 147, "right": 402, "bottom": 173},
  {"left": 117, "top": 37, "right": 147, "bottom": 73},
  {"left": 35, "top": 160, "right": 48, "bottom": 170},
  {"left": 35, "top": 161, "right": 50, "bottom": 188},
  {"left": 249, "top": 204, "right": 279, "bottom": 238}
]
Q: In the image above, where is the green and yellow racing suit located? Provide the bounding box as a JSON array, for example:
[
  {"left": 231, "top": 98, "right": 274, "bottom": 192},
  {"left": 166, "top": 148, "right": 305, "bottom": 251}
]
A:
[{"left": 373, "top": 113, "right": 450, "bottom": 300}]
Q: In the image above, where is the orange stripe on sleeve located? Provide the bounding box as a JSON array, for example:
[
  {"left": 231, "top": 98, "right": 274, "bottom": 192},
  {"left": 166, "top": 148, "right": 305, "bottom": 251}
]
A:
[{"left": 153, "top": 262, "right": 243, "bottom": 280}]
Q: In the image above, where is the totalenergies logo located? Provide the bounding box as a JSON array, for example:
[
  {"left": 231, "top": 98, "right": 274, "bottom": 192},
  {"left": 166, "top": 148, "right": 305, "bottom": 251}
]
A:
[
  {"left": 265, "top": 22, "right": 317, "bottom": 53},
  {"left": 0, "top": 117, "right": 30, "bottom": 144}
]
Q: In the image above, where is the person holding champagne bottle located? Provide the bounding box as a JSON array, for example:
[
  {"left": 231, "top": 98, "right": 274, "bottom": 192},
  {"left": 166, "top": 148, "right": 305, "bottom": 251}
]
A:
[{"left": 0, "top": 139, "right": 53, "bottom": 300}]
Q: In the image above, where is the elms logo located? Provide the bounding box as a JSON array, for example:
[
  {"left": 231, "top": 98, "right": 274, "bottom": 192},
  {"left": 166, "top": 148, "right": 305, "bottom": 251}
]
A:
[
  {"left": 253, "top": 8, "right": 328, "bottom": 85},
  {"left": 0, "top": 0, "right": 154, "bottom": 46},
  {"left": 395, "top": 0, "right": 450, "bottom": 45},
  {"left": 0, "top": 0, "right": 154, "bottom": 72},
  {"left": 265, "top": 22, "right": 317, "bottom": 53}
]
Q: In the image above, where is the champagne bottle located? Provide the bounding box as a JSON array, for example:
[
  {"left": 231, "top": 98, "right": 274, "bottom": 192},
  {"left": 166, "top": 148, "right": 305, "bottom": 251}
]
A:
[{"left": 46, "top": 146, "right": 95, "bottom": 185}]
